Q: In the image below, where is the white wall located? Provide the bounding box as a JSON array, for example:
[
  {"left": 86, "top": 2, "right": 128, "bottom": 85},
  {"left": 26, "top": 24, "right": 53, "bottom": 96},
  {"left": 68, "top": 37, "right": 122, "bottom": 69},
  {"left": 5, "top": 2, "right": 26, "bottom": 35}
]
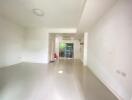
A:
[
  {"left": 78, "top": 0, "right": 117, "bottom": 32},
  {"left": 80, "top": 37, "right": 84, "bottom": 63},
  {"left": 83, "top": 32, "right": 88, "bottom": 66},
  {"left": 87, "top": 0, "right": 132, "bottom": 99},
  {"left": 55, "top": 36, "right": 62, "bottom": 58},
  {"left": 0, "top": 17, "right": 24, "bottom": 67},
  {"left": 49, "top": 35, "right": 55, "bottom": 61},
  {"left": 24, "top": 28, "right": 49, "bottom": 64}
]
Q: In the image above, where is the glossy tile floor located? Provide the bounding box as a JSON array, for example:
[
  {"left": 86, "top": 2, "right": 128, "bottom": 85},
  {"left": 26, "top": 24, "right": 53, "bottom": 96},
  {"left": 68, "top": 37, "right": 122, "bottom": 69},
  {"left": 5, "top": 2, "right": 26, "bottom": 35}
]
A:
[{"left": 0, "top": 59, "right": 118, "bottom": 100}]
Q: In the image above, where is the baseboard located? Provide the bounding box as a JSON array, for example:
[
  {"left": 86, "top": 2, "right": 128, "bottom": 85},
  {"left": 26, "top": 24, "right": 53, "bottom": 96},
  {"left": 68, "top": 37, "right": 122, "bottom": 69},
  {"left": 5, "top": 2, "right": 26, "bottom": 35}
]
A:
[
  {"left": 87, "top": 64, "right": 124, "bottom": 100},
  {"left": 23, "top": 61, "right": 48, "bottom": 64},
  {"left": 87, "top": 52, "right": 128, "bottom": 100},
  {"left": 0, "top": 61, "right": 23, "bottom": 68},
  {"left": 22, "top": 58, "right": 49, "bottom": 64}
]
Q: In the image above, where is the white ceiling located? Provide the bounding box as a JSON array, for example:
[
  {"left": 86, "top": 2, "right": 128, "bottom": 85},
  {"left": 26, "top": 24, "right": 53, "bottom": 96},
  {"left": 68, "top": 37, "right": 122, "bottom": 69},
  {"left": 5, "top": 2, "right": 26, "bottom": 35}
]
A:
[
  {"left": 0, "top": 0, "right": 117, "bottom": 31},
  {"left": 0, "top": 0, "right": 85, "bottom": 28},
  {"left": 50, "top": 33, "right": 83, "bottom": 40}
]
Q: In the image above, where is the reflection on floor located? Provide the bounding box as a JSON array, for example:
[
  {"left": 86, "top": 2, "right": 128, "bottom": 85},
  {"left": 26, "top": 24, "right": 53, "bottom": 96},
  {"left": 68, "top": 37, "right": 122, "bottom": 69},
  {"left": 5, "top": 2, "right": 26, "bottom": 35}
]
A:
[{"left": 0, "top": 60, "right": 118, "bottom": 100}]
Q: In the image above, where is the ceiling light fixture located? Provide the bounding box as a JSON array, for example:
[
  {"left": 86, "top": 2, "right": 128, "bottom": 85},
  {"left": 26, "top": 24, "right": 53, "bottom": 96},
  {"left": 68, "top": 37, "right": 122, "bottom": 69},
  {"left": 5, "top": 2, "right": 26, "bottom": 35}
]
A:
[{"left": 32, "top": 8, "right": 44, "bottom": 16}]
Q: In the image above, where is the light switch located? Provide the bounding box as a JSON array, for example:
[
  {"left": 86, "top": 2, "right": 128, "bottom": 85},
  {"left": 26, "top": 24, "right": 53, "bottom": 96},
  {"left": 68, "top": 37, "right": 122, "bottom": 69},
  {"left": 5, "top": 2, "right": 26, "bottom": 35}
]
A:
[
  {"left": 121, "top": 72, "right": 127, "bottom": 77},
  {"left": 116, "top": 70, "right": 120, "bottom": 74}
]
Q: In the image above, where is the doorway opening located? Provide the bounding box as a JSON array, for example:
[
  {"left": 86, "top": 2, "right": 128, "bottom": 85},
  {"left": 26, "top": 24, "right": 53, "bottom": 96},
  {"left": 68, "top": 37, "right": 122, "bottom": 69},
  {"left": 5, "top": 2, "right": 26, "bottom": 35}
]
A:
[{"left": 59, "top": 43, "right": 74, "bottom": 58}]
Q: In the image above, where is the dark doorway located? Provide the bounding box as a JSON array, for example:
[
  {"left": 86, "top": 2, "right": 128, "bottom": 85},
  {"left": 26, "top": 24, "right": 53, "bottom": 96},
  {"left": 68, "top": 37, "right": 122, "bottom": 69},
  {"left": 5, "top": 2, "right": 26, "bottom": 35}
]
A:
[{"left": 59, "top": 43, "right": 74, "bottom": 58}]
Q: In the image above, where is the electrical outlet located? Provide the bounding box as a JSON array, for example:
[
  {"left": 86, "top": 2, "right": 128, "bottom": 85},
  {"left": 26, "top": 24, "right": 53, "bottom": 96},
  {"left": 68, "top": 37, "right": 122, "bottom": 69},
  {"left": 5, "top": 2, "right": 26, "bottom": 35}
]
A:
[
  {"left": 121, "top": 72, "right": 127, "bottom": 77},
  {"left": 116, "top": 70, "right": 121, "bottom": 74},
  {"left": 18, "top": 57, "right": 24, "bottom": 60},
  {"left": 116, "top": 69, "right": 127, "bottom": 78},
  {"left": 18, "top": 57, "right": 22, "bottom": 59}
]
